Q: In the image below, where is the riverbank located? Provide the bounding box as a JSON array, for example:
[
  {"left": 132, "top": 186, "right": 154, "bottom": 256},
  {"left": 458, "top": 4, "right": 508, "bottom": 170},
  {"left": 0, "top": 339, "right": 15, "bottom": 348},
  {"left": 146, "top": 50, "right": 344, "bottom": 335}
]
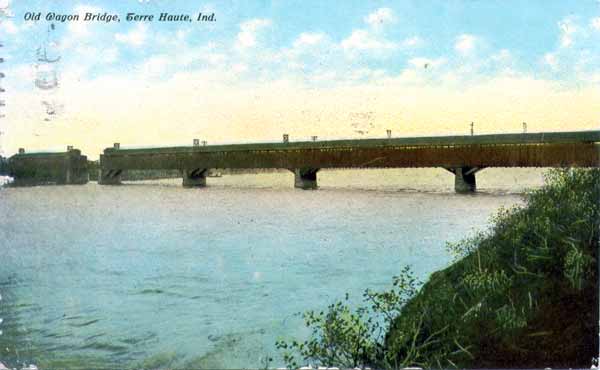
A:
[{"left": 387, "top": 169, "right": 599, "bottom": 368}]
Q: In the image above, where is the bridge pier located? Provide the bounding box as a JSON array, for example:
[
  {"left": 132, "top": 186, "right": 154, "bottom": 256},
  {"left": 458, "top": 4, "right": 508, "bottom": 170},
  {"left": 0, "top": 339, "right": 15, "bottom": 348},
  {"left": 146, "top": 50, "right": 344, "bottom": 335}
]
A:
[
  {"left": 64, "top": 160, "right": 89, "bottom": 185},
  {"left": 99, "top": 169, "right": 122, "bottom": 185},
  {"left": 445, "top": 167, "right": 483, "bottom": 193},
  {"left": 182, "top": 168, "right": 207, "bottom": 187},
  {"left": 293, "top": 168, "right": 319, "bottom": 189}
]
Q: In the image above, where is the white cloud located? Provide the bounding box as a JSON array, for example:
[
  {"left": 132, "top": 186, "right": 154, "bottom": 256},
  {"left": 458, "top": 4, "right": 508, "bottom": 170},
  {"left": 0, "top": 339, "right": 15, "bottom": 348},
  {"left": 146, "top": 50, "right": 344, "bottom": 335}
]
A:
[
  {"left": 0, "top": 0, "right": 13, "bottom": 17},
  {"left": 558, "top": 17, "right": 577, "bottom": 47},
  {"left": 489, "top": 49, "right": 514, "bottom": 69},
  {"left": 102, "top": 47, "right": 119, "bottom": 63},
  {"left": 137, "top": 42, "right": 228, "bottom": 79},
  {"left": 68, "top": 5, "right": 103, "bottom": 37},
  {"left": 178, "top": 44, "right": 227, "bottom": 66},
  {"left": 535, "top": 16, "right": 600, "bottom": 81},
  {"left": 205, "top": 53, "right": 227, "bottom": 65},
  {"left": 235, "top": 18, "right": 271, "bottom": 49},
  {"left": 455, "top": 34, "right": 477, "bottom": 54},
  {"left": 115, "top": 23, "right": 148, "bottom": 47},
  {"left": 543, "top": 53, "right": 559, "bottom": 70},
  {"left": 198, "top": 3, "right": 216, "bottom": 15},
  {"left": 364, "top": 7, "right": 396, "bottom": 29},
  {"left": 341, "top": 29, "right": 396, "bottom": 52},
  {"left": 284, "top": 32, "right": 329, "bottom": 61},
  {"left": 60, "top": 6, "right": 103, "bottom": 50},
  {"left": 293, "top": 32, "right": 325, "bottom": 48},
  {"left": 2, "top": 19, "right": 18, "bottom": 34},
  {"left": 232, "top": 63, "right": 248, "bottom": 74},
  {"left": 402, "top": 36, "right": 423, "bottom": 48},
  {"left": 339, "top": 8, "right": 399, "bottom": 56},
  {"left": 140, "top": 55, "right": 170, "bottom": 77},
  {"left": 12, "top": 64, "right": 35, "bottom": 80},
  {"left": 63, "top": 44, "right": 119, "bottom": 68},
  {"left": 175, "top": 29, "right": 189, "bottom": 42},
  {"left": 349, "top": 68, "right": 386, "bottom": 81},
  {"left": 278, "top": 32, "right": 334, "bottom": 75},
  {"left": 492, "top": 49, "right": 511, "bottom": 61},
  {"left": 408, "top": 57, "right": 446, "bottom": 69}
]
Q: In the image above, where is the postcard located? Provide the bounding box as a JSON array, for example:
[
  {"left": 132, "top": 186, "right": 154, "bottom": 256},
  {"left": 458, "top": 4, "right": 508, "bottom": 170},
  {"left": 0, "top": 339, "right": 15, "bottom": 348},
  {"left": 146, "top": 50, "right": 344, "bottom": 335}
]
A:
[{"left": 0, "top": 1, "right": 599, "bottom": 369}]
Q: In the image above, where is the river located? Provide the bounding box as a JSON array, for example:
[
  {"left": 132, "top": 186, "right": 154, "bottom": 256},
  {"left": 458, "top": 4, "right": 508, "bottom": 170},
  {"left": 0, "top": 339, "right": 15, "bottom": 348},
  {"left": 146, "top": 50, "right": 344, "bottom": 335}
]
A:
[{"left": 0, "top": 168, "right": 545, "bottom": 368}]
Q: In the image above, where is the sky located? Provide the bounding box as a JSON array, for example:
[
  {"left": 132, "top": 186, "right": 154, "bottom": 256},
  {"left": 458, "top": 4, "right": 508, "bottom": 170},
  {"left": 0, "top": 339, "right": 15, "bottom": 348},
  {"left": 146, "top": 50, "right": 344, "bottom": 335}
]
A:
[{"left": 1, "top": 0, "right": 600, "bottom": 158}]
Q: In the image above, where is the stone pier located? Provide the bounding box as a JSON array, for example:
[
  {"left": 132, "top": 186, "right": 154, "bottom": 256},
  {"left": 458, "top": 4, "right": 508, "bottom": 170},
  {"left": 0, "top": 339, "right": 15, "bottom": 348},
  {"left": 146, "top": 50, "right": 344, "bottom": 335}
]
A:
[
  {"left": 98, "top": 143, "right": 123, "bottom": 185},
  {"left": 445, "top": 167, "right": 483, "bottom": 193},
  {"left": 293, "top": 168, "right": 319, "bottom": 189},
  {"left": 182, "top": 168, "right": 207, "bottom": 187}
]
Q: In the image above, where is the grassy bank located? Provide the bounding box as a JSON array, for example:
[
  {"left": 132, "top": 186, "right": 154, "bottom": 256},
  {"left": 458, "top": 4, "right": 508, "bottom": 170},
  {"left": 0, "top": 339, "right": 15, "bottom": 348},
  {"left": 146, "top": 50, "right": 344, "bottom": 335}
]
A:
[{"left": 277, "top": 169, "right": 600, "bottom": 368}]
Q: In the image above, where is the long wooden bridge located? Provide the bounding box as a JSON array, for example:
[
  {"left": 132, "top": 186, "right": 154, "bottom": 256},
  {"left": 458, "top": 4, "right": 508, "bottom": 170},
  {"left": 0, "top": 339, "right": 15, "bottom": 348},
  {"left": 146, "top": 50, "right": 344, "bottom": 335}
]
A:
[
  {"left": 3, "top": 130, "right": 599, "bottom": 192},
  {"left": 98, "top": 130, "right": 600, "bottom": 192}
]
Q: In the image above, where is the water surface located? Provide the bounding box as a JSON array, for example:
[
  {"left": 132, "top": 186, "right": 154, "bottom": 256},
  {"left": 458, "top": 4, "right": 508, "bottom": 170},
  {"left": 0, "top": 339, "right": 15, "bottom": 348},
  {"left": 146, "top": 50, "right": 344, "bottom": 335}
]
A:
[{"left": 0, "top": 168, "right": 543, "bottom": 368}]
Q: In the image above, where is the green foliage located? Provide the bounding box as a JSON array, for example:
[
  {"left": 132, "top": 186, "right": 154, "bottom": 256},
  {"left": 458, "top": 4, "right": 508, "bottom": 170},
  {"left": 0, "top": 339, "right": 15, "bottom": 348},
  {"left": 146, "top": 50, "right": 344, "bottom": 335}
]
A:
[
  {"left": 446, "top": 230, "right": 488, "bottom": 261},
  {"left": 462, "top": 268, "right": 512, "bottom": 296},
  {"left": 276, "top": 266, "right": 420, "bottom": 368},
  {"left": 278, "top": 169, "right": 600, "bottom": 369},
  {"left": 390, "top": 169, "right": 600, "bottom": 368},
  {"left": 494, "top": 304, "right": 527, "bottom": 332}
]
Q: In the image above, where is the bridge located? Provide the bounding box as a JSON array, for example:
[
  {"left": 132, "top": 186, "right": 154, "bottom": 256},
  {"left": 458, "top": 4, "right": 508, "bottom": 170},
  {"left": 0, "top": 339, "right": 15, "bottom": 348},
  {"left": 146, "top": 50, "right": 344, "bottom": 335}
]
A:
[
  {"left": 5, "top": 147, "right": 88, "bottom": 186},
  {"left": 98, "top": 130, "right": 600, "bottom": 193}
]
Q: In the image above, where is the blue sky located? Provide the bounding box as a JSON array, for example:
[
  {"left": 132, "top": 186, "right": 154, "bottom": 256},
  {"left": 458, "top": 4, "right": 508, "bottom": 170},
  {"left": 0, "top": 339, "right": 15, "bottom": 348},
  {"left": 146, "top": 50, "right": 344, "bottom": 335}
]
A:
[
  {"left": 3, "top": 0, "right": 600, "bottom": 84},
  {"left": 1, "top": 1, "right": 600, "bottom": 155}
]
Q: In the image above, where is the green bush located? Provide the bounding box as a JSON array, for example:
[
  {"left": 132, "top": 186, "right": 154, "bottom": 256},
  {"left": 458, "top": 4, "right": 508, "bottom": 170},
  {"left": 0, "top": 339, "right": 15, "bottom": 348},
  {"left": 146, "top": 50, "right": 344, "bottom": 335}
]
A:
[{"left": 276, "top": 266, "right": 421, "bottom": 368}]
